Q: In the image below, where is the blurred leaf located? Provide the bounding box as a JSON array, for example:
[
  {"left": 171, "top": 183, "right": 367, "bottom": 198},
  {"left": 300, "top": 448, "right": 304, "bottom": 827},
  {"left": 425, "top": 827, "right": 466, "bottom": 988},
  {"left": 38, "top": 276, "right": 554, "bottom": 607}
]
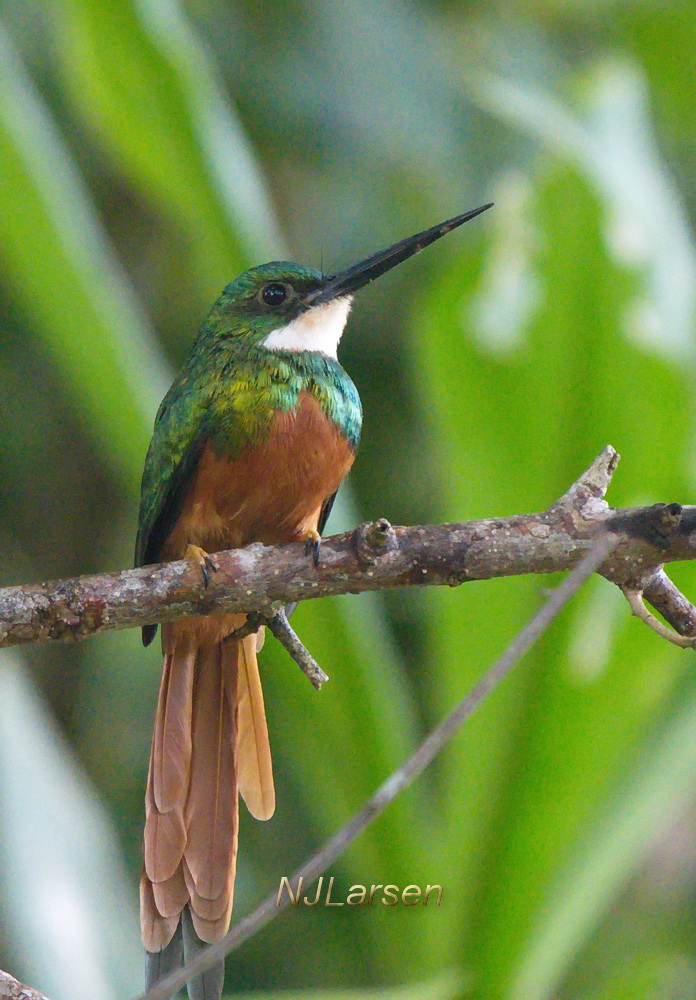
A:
[
  {"left": 412, "top": 150, "right": 693, "bottom": 994},
  {"left": 0, "top": 19, "right": 169, "bottom": 492},
  {"left": 582, "top": 953, "right": 696, "bottom": 1000},
  {"left": 0, "top": 652, "right": 141, "bottom": 1000},
  {"left": 511, "top": 670, "right": 696, "bottom": 1000},
  {"left": 471, "top": 59, "right": 696, "bottom": 363},
  {"left": 56, "top": 0, "right": 283, "bottom": 292},
  {"left": 233, "top": 967, "right": 465, "bottom": 1000},
  {"left": 615, "top": 2, "right": 696, "bottom": 214}
]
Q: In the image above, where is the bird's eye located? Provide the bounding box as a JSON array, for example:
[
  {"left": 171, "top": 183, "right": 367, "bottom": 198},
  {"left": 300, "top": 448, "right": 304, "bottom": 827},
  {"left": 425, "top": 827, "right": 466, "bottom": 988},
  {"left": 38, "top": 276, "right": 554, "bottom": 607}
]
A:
[{"left": 261, "top": 282, "right": 288, "bottom": 307}]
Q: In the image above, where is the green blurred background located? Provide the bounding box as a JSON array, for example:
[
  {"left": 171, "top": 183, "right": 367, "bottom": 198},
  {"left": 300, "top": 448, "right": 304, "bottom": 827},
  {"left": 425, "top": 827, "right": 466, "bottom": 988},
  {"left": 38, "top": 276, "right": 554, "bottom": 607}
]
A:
[{"left": 1, "top": 1, "right": 696, "bottom": 998}]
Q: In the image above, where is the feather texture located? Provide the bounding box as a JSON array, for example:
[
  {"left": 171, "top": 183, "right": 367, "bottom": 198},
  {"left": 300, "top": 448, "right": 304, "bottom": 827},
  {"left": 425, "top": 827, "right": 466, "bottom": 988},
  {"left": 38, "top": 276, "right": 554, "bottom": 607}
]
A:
[
  {"left": 152, "top": 864, "right": 189, "bottom": 919},
  {"left": 153, "top": 641, "right": 196, "bottom": 811},
  {"left": 182, "top": 857, "right": 233, "bottom": 923},
  {"left": 140, "top": 868, "right": 180, "bottom": 953},
  {"left": 142, "top": 618, "right": 274, "bottom": 951},
  {"left": 145, "top": 921, "right": 183, "bottom": 992},
  {"left": 184, "top": 639, "right": 238, "bottom": 903},
  {"left": 181, "top": 909, "right": 225, "bottom": 1000},
  {"left": 233, "top": 634, "right": 275, "bottom": 821}
]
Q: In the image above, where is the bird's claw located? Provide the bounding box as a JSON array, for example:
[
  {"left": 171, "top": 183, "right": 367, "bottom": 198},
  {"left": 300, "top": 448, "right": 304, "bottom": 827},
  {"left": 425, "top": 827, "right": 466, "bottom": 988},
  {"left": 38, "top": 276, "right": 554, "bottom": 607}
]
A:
[
  {"left": 302, "top": 529, "right": 322, "bottom": 567},
  {"left": 185, "top": 545, "right": 218, "bottom": 589}
]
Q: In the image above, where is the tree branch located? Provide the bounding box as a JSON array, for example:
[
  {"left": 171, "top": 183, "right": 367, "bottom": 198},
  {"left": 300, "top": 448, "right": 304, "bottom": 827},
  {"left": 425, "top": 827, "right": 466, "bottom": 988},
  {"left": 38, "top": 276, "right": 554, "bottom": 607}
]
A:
[
  {"left": 0, "top": 968, "right": 51, "bottom": 1000},
  {"left": 1, "top": 447, "right": 695, "bottom": 655}
]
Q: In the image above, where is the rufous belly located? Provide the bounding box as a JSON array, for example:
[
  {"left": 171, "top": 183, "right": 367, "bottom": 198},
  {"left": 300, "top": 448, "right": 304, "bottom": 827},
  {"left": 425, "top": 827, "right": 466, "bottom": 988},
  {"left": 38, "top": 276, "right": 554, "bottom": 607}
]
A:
[{"left": 162, "top": 392, "right": 354, "bottom": 560}]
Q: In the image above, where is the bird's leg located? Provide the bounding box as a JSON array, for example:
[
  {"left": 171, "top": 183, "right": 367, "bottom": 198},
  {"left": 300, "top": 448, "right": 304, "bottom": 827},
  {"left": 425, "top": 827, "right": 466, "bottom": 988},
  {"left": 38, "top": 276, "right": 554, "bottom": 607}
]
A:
[
  {"left": 185, "top": 544, "right": 218, "bottom": 588},
  {"left": 225, "top": 612, "right": 265, "bottom": 641},
  {"left": 301, "top": 528, "right": 322, "bottom": 567}
]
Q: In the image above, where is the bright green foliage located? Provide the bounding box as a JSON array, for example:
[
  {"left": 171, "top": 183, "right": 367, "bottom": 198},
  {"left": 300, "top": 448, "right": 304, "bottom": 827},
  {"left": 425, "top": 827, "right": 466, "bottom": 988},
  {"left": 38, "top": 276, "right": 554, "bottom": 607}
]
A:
[{"left": 1, "top": 2, "right": 696, "bottom": 1000}]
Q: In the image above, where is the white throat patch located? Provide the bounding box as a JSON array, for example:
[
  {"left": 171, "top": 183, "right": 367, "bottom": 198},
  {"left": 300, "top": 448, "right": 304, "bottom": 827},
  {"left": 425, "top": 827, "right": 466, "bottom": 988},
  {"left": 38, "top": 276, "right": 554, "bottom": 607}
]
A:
[{"left": 261, "top": 297, "right": 353, "bottom": 359}]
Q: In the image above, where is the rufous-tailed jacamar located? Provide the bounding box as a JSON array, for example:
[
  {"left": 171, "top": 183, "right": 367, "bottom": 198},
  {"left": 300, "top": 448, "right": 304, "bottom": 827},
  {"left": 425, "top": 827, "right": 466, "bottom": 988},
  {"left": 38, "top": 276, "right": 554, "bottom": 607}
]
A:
[{"left": 135, "top": 203, "right": 492, "bottom": 998}]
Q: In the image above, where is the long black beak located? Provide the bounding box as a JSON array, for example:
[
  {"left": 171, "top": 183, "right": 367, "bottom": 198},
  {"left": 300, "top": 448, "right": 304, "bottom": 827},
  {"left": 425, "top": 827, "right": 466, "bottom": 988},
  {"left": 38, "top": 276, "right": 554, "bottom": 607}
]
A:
[{"left": 308, "top": 203, "right": 493, "bottom": 305}]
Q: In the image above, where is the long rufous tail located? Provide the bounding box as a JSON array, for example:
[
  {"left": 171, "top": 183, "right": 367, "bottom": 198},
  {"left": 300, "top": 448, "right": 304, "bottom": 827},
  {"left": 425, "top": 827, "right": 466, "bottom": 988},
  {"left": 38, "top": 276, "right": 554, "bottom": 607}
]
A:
[{"left": 141, "top": 614, "right": 274, "bottom": 998}]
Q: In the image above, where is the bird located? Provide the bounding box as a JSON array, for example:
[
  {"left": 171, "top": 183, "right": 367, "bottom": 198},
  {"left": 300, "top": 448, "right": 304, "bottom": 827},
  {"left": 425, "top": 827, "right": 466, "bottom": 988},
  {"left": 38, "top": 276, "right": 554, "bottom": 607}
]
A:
[{"left": 134, "top": 202, "right": 492, "bottom": 999}]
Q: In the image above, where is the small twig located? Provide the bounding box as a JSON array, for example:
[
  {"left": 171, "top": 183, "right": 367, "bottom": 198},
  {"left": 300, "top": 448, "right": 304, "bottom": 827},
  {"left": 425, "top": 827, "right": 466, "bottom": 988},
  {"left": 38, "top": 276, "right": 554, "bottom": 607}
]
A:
[
  {"left": 623, "top": 588, "right": 696, "bottom": 649},
  {"left": 136, "top": 533, "right": 617, "bottom": 1000},
  {"left": 264, "top": 607, "right": 329, "bottom": 689},
  {"left": 643, "top": 568, "right": 696, "bottom": 638},
  {"left": 225, "top": 607, "right": 329, "bottom": 689}
]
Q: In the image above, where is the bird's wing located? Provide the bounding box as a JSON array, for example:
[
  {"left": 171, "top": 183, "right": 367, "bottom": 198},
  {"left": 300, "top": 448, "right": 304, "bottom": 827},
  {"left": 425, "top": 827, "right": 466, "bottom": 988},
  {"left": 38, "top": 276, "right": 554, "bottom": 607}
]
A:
[
  {"left": 135, "top": 376, "right": 209, "bottom": 569},
  {"left": 135, "top": 375, "right": 209, "bottom": 645}
]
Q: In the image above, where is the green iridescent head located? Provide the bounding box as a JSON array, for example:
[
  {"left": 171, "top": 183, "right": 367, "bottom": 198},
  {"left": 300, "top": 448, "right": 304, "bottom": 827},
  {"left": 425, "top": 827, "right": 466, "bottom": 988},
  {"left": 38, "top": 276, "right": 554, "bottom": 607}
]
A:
[
  {"left": 204, "top": 261, "right": 326, "bottom": 343},
  {"left": 202, "top": 203, "right": 493, "bottom": 354}
]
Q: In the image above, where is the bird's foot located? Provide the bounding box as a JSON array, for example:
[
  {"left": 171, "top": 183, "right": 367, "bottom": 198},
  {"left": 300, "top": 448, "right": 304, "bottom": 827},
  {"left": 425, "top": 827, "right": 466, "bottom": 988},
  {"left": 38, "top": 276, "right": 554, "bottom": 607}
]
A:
[
  {"left": 301, "top": 529, "right": 322, "bottom": 567},
  {"left": 185, "top": 544, "right": 218, "bottom": 588}
]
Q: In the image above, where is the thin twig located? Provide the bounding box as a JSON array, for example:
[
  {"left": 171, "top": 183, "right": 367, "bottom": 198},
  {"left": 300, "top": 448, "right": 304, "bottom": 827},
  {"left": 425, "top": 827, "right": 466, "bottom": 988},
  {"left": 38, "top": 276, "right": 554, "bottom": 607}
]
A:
[
  {"left": 225, "top": 607, "right": 328, "bottom": 688},
  {"left": 623, "top": 588, "right": 696, "bottom": 648},
  {"left": 136, "top": 532, "right": 618, "bottom": 1000},
  {"left": 264, "top": 608, "right": 329, "bottom": 689},
  {"left": 643, "top": 569, "right": 696, "bottom": 638}
]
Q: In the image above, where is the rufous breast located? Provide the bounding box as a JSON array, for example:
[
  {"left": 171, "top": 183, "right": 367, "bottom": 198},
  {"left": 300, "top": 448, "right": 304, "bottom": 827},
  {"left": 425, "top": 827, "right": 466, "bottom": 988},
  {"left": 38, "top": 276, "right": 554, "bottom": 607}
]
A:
[{"left": 163, "top": 392, "right": 354, "bottom": 559}]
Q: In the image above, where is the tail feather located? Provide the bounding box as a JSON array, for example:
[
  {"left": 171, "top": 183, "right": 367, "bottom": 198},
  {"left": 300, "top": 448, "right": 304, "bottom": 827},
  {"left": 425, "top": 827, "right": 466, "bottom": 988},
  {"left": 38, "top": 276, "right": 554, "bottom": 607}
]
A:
[
  {"left": 140, "top": 868, "right": 181, "bottom": 954},
  {"left": 229, "top": 632, "right": 275, "bottom": 821},
  {"left": 152, "top": 642, "right": 196, "bottom": 812},
  {"left": 144, "top": 636, "right": 195, "bottom": 890},
  {"left": 142, "top": 615, "right": 274, "bottom": 970},
  {"left": 143, "top": 753, "right": 187, "bottom": 884},
  {"left": 145, "top": 919, "right": 183, "bottom": 991},
  {"left": 183, "top": 857, "right": 234, "bottom": 923},
  {"left": 181, "top": 908, "right": 225, "bottom": 1000},
  {"left": 184, "top": 640, "right": 239, "bottom": 904},
  {"left": 152, "top": 864, "right": 189, "bottom": 918},
  {"left": 143, "top": 814, "right": 186, "bottom": 884},
  {"left": 187, "top": 909, "right": 234, "bottom": 949}
]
